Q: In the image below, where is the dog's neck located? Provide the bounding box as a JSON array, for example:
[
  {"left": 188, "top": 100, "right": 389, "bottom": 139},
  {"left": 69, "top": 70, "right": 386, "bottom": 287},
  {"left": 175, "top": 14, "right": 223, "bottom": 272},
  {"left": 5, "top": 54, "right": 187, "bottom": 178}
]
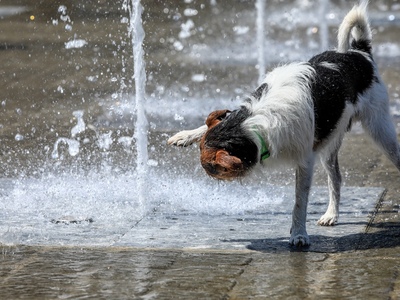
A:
[{"left": 253, "top": 130, "right": 270, "bottom": 161}]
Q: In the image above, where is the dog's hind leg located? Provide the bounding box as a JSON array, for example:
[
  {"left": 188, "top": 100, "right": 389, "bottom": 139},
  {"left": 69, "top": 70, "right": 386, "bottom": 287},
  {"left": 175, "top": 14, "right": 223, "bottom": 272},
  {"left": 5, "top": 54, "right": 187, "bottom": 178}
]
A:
[
  {"left": 290, "top": 154, "right": 315, "bottom": 247},
  {"left": 318, "top": 145, "right": 342, "bottom": 226},
  {"left": 362, "top": 112, "right": 400, "bottom": 171},
  {"left": 361, "top": 83, "right": 400, "bottom": 172}
]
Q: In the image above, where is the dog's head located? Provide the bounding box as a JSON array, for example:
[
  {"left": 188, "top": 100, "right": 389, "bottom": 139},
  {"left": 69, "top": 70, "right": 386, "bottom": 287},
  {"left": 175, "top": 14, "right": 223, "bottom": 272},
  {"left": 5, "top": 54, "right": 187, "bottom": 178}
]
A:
[{"left": 200, "top": 107, "right": 258, "bottom": 180}]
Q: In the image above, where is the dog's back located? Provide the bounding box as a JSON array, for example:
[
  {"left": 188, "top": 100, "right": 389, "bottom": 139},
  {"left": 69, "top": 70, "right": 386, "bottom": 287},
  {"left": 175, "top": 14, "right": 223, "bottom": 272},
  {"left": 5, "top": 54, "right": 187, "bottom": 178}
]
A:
[{"left": 306, "top": 0, "right": 374, "bottom": 150}]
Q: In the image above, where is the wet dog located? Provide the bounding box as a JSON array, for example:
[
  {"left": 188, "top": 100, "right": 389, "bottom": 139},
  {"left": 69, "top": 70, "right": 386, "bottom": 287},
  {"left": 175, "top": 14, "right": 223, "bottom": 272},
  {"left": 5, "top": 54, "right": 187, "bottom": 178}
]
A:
[{"left": 168, "top": 2, "right": 400, "bottom": 246}]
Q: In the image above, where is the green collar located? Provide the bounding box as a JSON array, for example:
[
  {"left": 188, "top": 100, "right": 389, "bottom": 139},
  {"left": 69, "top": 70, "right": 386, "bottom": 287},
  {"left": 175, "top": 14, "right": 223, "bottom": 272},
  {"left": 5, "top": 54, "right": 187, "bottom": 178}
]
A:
[{"left": 253, "top": 130, "right": 270, "bottom": 161}]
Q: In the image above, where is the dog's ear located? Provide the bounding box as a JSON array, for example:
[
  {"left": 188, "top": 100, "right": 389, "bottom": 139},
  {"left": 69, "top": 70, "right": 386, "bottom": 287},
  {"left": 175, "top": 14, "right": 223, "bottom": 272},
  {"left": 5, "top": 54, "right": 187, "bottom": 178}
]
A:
[
  {"left": 205, "top": 109, "right": 231, "bottom": 128},
  {"left": 215, "top": 149, "right": 242, "bottom": 170},
  {"left": 251, "top": 83, "right": 268, "bottom": 100}
]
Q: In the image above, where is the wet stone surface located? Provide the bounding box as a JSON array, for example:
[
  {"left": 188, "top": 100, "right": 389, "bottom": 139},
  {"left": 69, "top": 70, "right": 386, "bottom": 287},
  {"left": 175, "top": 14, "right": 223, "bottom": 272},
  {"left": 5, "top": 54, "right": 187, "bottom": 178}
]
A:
[
  {"left": 0, "top": 175, "right": 384, "bottom": 253},
  {"left": 0, "top": 0, "right": 399, "bottom": 299},
  {"left": 0, "top": 246, "right": 399, "bottom": 299},
  {"left": 115, "top": 187, "right": 385, "bottom": 253}
]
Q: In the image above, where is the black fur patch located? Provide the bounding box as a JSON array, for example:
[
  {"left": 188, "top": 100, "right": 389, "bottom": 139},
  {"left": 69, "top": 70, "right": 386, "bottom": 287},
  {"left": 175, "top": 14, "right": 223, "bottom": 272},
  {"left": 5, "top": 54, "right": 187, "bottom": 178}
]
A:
[
  {"left": 252, "top": 83, "right": 268, "bottom": 99},
  {"left": 204, "top": 107, "right": 258, "bottom": 169},
  {"left": 308, "top": 50, "right": 374, "bottom": 147},
  {"left": 244, "top": 83, "right": 268, "bottom": 103},
  {"left": 351, "top": 39, "right": 372, "bottom": 55}
]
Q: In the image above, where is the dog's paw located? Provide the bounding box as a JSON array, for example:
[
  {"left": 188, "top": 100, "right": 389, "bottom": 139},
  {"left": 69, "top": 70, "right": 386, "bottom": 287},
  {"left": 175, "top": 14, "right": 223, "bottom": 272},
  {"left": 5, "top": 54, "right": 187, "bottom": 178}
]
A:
[
  {"left": 289, "top": 233, "right": 310, "bottom": 247},
  {"left": 317, "top": 212, "right": 338, "bottom": 226},
  {"left": 167, "top": 131, "right": 194, "bottom": 147}
]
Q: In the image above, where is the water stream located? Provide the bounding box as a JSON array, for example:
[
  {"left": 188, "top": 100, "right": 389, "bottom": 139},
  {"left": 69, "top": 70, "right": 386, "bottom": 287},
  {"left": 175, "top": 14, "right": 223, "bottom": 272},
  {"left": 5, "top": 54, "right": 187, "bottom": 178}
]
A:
[
  {"left": 127, "top": 0, "right": 148, "bottom": 212},
  {"left": 256, "top": 0, "right": 266, "bottom": 84}
]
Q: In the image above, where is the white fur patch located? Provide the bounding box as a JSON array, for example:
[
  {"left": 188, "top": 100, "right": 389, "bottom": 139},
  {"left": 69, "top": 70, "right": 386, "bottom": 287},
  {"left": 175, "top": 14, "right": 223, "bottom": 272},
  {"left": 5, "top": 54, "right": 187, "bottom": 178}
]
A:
[
  {"left": 319, "top": 62, "right": 339, "bottom": 71},
  {"left": 243, "top": 63, "right": 315, "bottom": 163}
]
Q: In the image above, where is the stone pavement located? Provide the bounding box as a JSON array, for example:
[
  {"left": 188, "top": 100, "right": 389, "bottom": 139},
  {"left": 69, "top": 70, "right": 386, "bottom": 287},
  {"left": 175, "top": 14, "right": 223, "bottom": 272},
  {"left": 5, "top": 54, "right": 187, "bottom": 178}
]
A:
[
  {"left": 0, "top": 226, "right": 400, "bottom": 299},
  {"left": 0, "top": 0, "right": 399, "bottom": 298}
]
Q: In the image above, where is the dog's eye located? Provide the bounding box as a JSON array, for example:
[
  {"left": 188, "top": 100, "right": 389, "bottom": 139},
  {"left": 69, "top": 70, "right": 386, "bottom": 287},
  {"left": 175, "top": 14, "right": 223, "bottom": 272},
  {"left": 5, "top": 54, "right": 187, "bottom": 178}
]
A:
[
  {"left": 215, "top": 165, "right": 228, "bottom": 173},
  {"left": 217, "top": 111, "right": 231, "bottom": 121}
]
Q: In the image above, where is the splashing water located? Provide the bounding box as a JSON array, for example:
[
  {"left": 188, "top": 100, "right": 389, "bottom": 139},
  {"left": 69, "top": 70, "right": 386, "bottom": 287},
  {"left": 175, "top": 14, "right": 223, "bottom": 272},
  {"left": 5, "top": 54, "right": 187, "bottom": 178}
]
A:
[
  {"left": 71, "top": 110, "right": 85, "bottom": 138},
  {"left": 52, "top": 110, "right": 84, "bottom": 159},
  {"left": 51, "top": 138, "right": 80, "bottom": 159}
]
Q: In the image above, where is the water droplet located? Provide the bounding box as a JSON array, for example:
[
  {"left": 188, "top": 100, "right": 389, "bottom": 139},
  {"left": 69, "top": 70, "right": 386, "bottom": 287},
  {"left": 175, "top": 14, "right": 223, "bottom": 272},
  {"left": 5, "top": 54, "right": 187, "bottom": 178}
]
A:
[
  {"left": 65, "top": 39, "right": 87, "bottom": 49},
  {"left": 183, "top": 8, "right": 198, "bottom": 17},
  {"left": 179, "top": 19, "right": 195, "bottom": 39},
  {"left": 52, "top": 138, "right": 80, "bottom": 159},
  {"left": 15, "top": 134, "right": 24, "bottom": 141},
  {"left": 173, "top": 40, "right": 184, "bottom": 51},
  {"left": 233, "top": 26, "right": 249, "bottom": 35},
  {"left": 147, "top": 159, "right": 158, "bottom": 167},
  {"left": 71, "top": 110, "right": 85, "bottom": 138},
  {"left": 174, "top": 114, "right": 184, "bottom": 121},
  {"left": 58, "top": 5, "right": 67, "bottom": 14},
  {"left": 97, "top": 131, "right": 113, "bottom": 150},
  {"left": 191, "top": 74, "right": 206, "bottom": 82}
]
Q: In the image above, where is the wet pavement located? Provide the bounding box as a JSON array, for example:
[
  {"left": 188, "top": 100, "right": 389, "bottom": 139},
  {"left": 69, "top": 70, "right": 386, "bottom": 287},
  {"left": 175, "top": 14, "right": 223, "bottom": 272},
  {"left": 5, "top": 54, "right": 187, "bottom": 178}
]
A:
[
  {"left": 0, "top": 174, "right": 384, "bottom": 251},
  {"left": 1, "top": 0, "right": 400, "bottom": 299},
  {"left": 0, "top": 245, "right": 399, "bottom": 299}
]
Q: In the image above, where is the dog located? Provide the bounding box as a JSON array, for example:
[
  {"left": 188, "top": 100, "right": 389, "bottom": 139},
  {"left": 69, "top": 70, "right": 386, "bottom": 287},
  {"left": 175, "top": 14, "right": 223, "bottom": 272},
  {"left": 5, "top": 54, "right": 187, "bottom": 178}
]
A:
[{"left": 168, "top": 1, "right": 400, "bottom": 246}]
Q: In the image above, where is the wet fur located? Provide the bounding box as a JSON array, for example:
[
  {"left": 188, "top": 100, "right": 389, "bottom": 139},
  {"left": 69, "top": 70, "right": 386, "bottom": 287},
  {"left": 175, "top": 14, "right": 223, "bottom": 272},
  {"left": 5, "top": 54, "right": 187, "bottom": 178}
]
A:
[{"left": 168, "top": 1, "right": 400, "bottom": 247}]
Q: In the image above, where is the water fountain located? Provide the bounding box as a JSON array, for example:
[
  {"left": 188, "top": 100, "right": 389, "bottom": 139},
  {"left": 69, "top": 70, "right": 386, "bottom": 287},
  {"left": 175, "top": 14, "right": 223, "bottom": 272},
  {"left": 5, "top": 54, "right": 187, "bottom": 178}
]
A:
[{"left": 0, "top": 0, "right": 393, "bottom": 248}]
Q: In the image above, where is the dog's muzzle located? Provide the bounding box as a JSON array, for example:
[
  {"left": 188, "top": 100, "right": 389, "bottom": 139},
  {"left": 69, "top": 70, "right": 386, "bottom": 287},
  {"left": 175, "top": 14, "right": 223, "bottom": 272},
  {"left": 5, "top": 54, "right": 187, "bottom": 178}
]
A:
[
  {"left": 200, "top": 148, "right": 246, "bottom": 180},
  {"left": 201, "top": 161, "right": 245, "bottom": 180},
  {"left": 202, "top": 162, "right": 220, "bottom": 176}
]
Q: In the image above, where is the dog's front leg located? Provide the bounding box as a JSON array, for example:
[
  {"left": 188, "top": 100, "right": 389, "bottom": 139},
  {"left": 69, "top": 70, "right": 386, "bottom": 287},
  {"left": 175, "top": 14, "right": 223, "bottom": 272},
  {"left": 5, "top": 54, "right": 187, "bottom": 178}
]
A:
[
  {"left": 167, "top": 125, "right": 208, "bottom": 147},
  {"left": 290, "top": 155, "right": 315, "bottom": 247}
]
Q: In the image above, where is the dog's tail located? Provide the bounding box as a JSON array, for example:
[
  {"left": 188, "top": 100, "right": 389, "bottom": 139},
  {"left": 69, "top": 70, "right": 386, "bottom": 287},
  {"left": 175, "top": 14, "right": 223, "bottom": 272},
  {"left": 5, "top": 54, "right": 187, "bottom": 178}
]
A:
[{"left": 337, "top": 0, "right": 371, "bottom": 54}]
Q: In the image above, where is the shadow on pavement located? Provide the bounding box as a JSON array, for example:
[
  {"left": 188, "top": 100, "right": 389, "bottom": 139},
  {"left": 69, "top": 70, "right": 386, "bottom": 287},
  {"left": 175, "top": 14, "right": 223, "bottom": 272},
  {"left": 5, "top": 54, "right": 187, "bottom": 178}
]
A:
[{"left": 223, "top": 222, "right": 400, "bottom": 253}]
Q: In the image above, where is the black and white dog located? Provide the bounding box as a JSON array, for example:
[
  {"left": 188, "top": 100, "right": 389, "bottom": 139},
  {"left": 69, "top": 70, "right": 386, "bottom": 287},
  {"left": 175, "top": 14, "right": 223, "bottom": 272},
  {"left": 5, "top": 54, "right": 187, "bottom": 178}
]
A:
[{"left": 168, "top": 1, "right": 400, "bottom": 246}]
